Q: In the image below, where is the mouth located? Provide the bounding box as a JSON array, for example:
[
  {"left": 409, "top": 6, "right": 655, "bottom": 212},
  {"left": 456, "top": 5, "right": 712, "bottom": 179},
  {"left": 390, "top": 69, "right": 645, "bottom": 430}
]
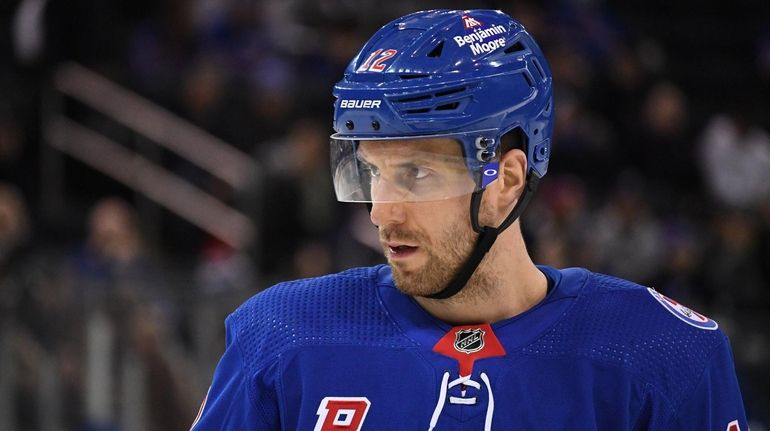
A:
[{"left": 386, "top": 243, "right": 418, "bottom": 259}]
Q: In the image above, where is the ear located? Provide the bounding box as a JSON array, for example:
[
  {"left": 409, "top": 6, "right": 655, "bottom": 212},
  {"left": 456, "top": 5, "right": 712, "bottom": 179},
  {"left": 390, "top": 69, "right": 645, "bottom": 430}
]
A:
[
  {"left": 496, "top": 148, "right": 528, "bottom": 207},
  {"left": 479, "top": 149, "right": 527, "bottom": 226}
]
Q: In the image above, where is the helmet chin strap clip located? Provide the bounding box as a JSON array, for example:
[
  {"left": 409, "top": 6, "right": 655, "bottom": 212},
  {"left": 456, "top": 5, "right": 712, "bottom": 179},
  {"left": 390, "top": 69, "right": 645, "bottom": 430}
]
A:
[{"left": 423, "top": 173, "right": 541, "bottom": 300}]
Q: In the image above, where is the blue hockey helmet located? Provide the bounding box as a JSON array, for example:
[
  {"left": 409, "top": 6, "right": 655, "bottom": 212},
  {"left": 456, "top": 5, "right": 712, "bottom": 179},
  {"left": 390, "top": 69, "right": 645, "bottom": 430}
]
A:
[{"left": 331, "top": 9, "right": 553, "bottom": 204}]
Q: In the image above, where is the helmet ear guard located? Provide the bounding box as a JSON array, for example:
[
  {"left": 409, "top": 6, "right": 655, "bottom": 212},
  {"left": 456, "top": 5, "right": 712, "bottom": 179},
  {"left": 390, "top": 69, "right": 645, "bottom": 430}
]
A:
[{"left": 331, "top": 9, "right": 554, "bottom": 299}]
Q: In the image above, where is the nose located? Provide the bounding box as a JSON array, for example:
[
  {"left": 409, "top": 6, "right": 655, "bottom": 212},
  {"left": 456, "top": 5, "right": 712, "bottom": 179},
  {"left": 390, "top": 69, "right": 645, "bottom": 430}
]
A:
[
  {"left": 369, "top": 177, "right": 408, "bottom": 226},
  {"left": 370, "top": 200, "right": 406, "bottom": 227}
]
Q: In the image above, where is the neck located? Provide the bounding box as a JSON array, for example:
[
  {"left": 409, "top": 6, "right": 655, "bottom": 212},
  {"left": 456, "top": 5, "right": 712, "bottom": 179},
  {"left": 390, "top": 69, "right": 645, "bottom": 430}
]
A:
[{"left": 413, "top": 224, "right": 547, "bottom": 325}]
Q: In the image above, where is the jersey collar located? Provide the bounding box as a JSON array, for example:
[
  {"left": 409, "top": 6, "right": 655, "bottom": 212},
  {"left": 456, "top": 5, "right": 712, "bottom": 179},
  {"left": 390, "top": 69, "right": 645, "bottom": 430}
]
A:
[{"left": 375, "top": 265, "right": 588, "bottom": 353}]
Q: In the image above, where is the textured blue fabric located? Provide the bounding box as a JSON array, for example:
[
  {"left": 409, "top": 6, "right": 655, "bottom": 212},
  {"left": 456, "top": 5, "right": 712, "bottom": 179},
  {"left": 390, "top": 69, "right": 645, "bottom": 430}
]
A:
[
  {"left": 192, "top": 265, "right": 748, "bottom": 430},
  {"left": 523, "top": 273, "right": 725, "bottom": 411}
]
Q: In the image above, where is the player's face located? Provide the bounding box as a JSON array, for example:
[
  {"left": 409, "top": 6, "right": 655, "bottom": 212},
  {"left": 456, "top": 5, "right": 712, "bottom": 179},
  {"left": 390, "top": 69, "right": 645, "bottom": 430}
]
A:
[{"left": 363, "top": 138, "right": 477, "bottom": 297}]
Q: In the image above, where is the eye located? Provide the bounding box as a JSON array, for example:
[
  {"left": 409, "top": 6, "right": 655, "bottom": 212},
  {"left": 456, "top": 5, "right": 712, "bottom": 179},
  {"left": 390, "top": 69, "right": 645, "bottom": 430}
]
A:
[
  {"left": 411, "top": 166, "right": 430, "bottom": 180},
  {"left": 359, "top": 161, "right": 380, "bottom": 178},
  {"left": 369, "top": 164, "right": 380, "bottom": 178},
  {"left": 394, "top": 164, "right": 431, "bottom": 188}
]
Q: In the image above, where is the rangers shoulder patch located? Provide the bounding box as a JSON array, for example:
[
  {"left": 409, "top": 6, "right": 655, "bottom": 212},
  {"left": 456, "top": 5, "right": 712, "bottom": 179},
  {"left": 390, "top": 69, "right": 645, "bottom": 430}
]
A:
[{"left": 647, "top": 288, "right": 719, "bottom": 330}]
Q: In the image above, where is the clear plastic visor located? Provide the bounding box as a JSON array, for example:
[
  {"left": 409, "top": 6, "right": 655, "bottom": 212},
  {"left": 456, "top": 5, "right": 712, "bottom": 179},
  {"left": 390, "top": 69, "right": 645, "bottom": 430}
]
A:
[{"left": 331, "top": 135, "right": 488, "bottom": 203}]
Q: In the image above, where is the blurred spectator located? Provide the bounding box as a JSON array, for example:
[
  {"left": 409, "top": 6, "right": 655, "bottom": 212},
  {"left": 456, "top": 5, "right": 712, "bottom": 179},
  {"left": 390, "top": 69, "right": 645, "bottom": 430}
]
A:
[
  {"left": 595, "top": 42, "right": 655, "bottom": 136},
  {"left": 525, "top": 175, "right": 597, "bottom": 270},
  {"left": 641, "top": 81, "right": 688, "bottom": 139},
  {"left": 550, "top": 91, "right": 616, "bottom": 190},
  {"left": 128, "top": 0, "right": 197, "bottom": 103},
  {"left": 699, "top": 113, "right": 770, "bottom": 209},
  {"left": 701, "top": 210, "right": 766, "bottom": 312},
  {"left": 63, "top": 197, "right": 198, "bottom": 430},
  {"left": 0, "top": 184, "right": 82, "bottom": 430},
  {"left": 590, "top": 173, "right": 664, "bottom": 285},
  {"left": 180, "top": 59, "right": 229, "bottom": 128},
  {"left": 196, "top": 0, "right": 271, "bottom": 79},
  {"left": 0, "top": 182, "right": 30, "bottom": 274},
  {"left": 626, "top": 81, "right": 697, "bottom": 198},
  {"left": 0, "top": 109, "right": 28, "bottom": 192},
  {"left": 68, "top": 197, "right": 156, "bottom": 304},
  {"left": 195, "top": 237, "right": 255, "bottom": 296},
  {"left": 0, "top": 183, "right": 29, "bottom": 318},
  {"left": 191, "top": 236, "right": 256, "bottom": 382},
  {"left": 257, "top": 117, "right": 340, "bottom": 279},
  {"left": 127, "top": 303, "right": 199, "bottom": 431},
  {"left": 653, "top": 216, "right": 706, "bottom": 308},
  {"left": 196, "top": 0, "right": 297, "bottom": 146},
  {"left": 547, "top": 0, "right": 622, "bottom": 65},
  {"left": 0, "top": 182, "right": 33, "bottom": 428},
  {"left": 292, "top": 239, "right": 334, "bottom": 279}
]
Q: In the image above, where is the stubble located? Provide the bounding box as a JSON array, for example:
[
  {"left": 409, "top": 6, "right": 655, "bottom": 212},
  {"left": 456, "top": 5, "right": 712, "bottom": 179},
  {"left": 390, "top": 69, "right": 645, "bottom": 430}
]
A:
[{"left": 383, "top": 220, "right": 496, "bottom": 304}]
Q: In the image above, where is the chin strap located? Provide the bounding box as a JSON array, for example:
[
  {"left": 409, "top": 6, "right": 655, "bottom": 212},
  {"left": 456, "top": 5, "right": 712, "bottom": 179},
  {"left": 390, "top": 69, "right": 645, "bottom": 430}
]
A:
[{"left": 423, "top": 173, "right": 541, "bottom": 300}]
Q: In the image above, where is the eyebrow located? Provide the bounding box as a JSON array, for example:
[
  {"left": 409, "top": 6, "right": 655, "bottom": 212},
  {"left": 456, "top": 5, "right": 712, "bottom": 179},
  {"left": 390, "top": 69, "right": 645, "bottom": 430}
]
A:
[
  {"left": 358, "top": 155, "right": 438, "bottom": 171},
  {"left": 356, "top": 143, "right": 471, "bottom": 174},
  {"left": 355, "top": 151, "right": 371, "bottom": 164}
]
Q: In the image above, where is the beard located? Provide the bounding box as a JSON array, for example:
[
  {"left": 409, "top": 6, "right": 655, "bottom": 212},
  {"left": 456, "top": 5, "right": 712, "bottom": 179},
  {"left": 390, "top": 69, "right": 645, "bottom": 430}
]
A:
[{"left": 381, "top": 218, "right": 494, "bottom": 302}]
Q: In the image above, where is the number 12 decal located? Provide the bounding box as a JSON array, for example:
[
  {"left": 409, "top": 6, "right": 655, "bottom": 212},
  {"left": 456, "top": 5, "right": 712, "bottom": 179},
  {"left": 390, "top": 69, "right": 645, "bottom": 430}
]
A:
[{"left": 358, "top": 49, "right": 398, "bottom": 72}]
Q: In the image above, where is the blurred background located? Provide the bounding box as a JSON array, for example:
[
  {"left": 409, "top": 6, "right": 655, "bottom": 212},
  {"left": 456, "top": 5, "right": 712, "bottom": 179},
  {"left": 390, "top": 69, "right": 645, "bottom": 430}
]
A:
[{"left": 1, "top": 0, "right": 769, "bottom": 429}]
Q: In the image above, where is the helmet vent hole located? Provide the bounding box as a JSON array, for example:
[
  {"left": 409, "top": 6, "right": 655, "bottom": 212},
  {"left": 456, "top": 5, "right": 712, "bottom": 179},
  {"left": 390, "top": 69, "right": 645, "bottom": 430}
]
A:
[
  {"left": 522, "top": 72, "right": 534, "bottom": 88},
  {"left": 405, "top": 108, "right": 431, "bottom": 114},
  {"left": 504, "top": 40, "right": 526, "bottom": 55},
  {"left": 396, "top": 94, "right": 431, "bottom": 103},
  {"left": 435, "top": 86, "right": 466, "bottom": 97},
  {"left": 427, "top": 40, "right": 445, "bottom": 58},
  {"left": 435, "top": 101, "right": 460, "bottom": 111},
  {"left": 534, "top": 129, "right": 539, "bottom": 135},
  {"left": 532, "top": 57, "right": 546, "bottom": 82},
  {"left": 501, "top": 127, "right": 527, "bottom": 154},
  {"left": 400, "top": 74, "right": 429, "bottom": 80}
]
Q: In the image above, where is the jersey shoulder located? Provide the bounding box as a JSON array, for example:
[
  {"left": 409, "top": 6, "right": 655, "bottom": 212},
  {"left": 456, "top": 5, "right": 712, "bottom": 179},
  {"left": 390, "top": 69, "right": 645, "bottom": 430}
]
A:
[
  {"left": 581, "top": 271, "right": 722, "bottom": 333},
  {"left": 228, "top": 265, "right": 410, "bottom": 371},
  {"left": 526, "top": 270, "right": 729, "bottom": 407}
]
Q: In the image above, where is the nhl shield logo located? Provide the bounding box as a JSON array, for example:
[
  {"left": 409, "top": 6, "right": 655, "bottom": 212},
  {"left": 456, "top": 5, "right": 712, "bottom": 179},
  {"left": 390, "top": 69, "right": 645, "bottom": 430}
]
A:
[{"left": 454, "top": 328, "right": 485, "bottom": 354}]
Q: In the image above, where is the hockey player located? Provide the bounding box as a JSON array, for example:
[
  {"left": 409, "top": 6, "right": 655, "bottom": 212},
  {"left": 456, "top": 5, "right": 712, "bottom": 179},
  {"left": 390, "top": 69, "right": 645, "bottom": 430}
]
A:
[{"left": 191, "top": 10, "right": 748, "bottom": 430}]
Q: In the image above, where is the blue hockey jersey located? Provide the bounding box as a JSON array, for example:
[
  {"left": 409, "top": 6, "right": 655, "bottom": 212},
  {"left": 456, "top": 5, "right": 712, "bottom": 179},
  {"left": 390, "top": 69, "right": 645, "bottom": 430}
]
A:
[{"left": 191, "top": 265, "right": 748, "bottom": 430}]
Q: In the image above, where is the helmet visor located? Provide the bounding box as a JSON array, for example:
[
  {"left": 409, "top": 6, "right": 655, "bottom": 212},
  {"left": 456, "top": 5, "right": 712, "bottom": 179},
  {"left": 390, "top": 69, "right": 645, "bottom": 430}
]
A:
[{"left": 331, "top": 134, "right": 493, "bottom": 203}]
